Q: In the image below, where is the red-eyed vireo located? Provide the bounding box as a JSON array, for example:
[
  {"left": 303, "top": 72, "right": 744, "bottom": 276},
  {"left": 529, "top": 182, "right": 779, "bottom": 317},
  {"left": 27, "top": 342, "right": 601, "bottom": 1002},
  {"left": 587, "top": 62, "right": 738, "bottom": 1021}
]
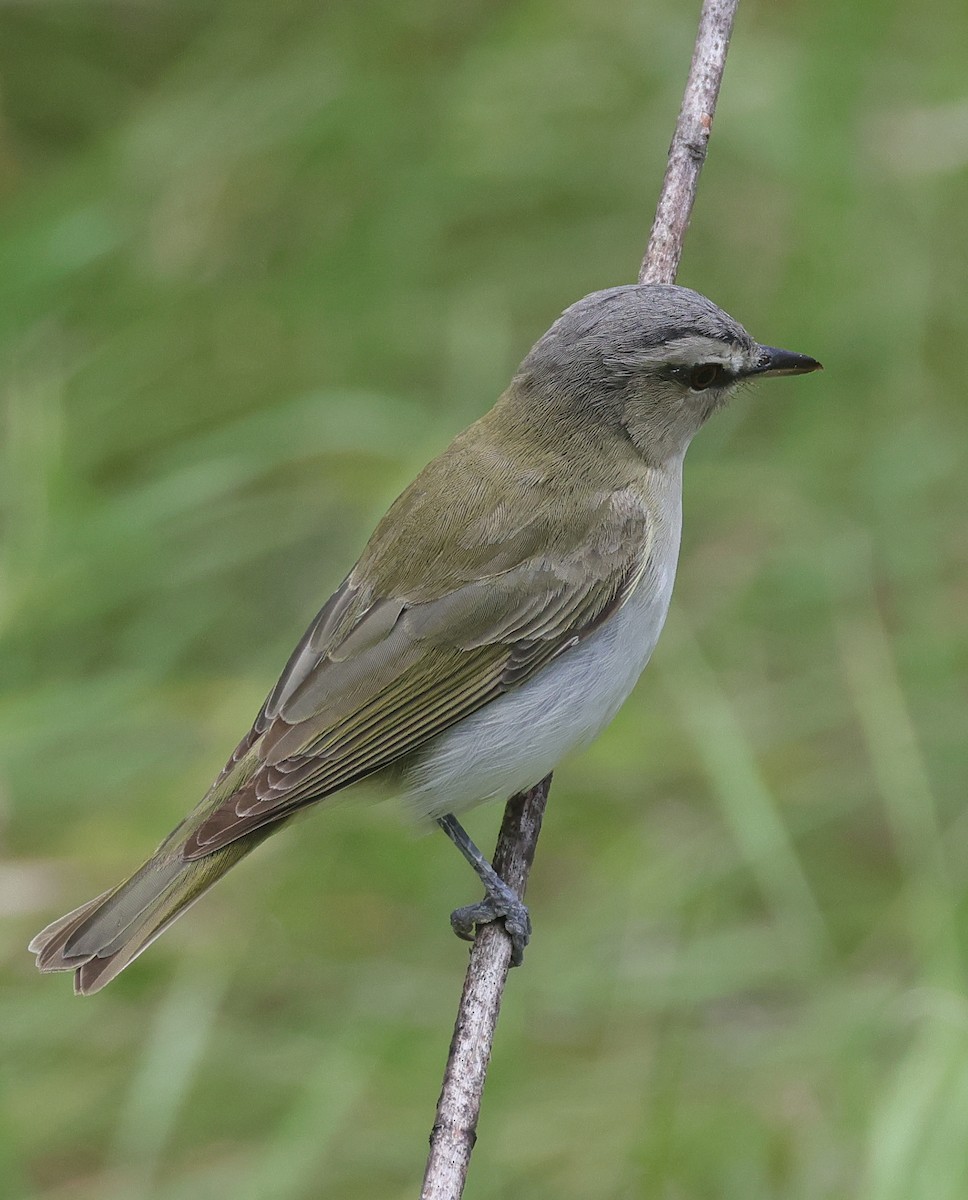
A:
[{"left": 30, "top": 283, "right": 821, "bottom": 993}]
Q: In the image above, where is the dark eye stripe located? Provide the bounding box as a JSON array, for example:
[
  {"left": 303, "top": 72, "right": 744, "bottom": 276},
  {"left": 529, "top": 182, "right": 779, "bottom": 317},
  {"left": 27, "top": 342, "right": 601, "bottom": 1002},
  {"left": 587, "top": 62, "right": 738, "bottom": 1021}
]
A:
[
  {"left": 688, "top": 363, "right": 730, "bottom": 390},
  {"left": 667, "top": 362, "right": 733, "bottom": 390}
]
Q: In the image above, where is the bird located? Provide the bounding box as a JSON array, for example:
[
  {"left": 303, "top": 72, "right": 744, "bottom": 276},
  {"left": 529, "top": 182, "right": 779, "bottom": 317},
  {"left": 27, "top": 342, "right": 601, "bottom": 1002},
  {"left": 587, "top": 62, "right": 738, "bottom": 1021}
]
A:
[{"left": 29, "top": 283, "right": 821, "bottom": 994}]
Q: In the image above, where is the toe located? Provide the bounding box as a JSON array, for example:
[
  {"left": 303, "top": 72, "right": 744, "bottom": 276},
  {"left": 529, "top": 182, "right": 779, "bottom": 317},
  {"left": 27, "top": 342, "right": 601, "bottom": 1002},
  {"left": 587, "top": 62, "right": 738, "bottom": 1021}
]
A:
[{"left": 447, "top": 894, "right": 532, "bottom": 964}]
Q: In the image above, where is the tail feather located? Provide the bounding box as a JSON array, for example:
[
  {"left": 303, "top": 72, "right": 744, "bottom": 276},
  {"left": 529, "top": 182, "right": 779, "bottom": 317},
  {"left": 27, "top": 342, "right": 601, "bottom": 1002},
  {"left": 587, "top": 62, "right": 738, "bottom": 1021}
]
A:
[
  {"left": 29, "top": 890, "right": 115, "bottom": 958},
  {"left": 64, "top": 858, "right": 184, "bottom": 960},
  {"left": 29, "top": 834, "right": 265, "bottom": 995},
  {"left": 74, "top": 887, "right": 210, "bottom": 995}
]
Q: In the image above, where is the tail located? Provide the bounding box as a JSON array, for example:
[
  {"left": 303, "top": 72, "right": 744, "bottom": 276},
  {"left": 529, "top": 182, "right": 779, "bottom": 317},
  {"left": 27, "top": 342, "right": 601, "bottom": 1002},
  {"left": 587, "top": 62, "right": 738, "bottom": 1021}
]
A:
[{"left": 29, "top": 832, "right": 265, "bottom": 995}]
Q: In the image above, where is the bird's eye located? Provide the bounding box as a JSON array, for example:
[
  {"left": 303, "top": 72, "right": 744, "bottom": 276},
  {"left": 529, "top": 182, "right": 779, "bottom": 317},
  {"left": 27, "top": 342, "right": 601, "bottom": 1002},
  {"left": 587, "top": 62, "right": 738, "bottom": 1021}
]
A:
[{"left": 687, "top": 363, "right": 729, "bottom": 390}]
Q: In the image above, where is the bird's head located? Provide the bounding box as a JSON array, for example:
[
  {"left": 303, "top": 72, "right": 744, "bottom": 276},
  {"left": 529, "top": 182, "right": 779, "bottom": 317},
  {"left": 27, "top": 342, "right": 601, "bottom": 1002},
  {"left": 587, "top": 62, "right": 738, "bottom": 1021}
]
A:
[{"left": 516, "top": 283, "right": 821, "bottom": 465}]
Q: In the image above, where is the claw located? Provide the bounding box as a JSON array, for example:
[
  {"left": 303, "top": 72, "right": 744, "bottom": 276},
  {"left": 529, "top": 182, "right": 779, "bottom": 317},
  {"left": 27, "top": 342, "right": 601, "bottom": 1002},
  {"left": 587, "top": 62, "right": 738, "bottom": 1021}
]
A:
[
  {"left": 449, "top": 894, "right": 532, "bottom": 966},
  {"left": 436, "top": 811, "right": 534, "bottom": 966}
]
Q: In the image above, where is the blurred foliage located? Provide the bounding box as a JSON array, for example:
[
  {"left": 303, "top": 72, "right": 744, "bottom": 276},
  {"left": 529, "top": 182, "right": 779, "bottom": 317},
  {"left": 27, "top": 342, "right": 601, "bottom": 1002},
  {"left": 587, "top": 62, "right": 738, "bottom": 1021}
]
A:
[{"left": 1, "top": 0, "right": 967, "bottom": 1197}]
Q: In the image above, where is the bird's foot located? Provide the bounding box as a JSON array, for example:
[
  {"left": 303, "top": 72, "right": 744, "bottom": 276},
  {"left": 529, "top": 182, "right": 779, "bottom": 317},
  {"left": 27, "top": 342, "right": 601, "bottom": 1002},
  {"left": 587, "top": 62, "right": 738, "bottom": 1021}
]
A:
[{"left": 449, "top": 883, "right": 531, "bottom": 967}]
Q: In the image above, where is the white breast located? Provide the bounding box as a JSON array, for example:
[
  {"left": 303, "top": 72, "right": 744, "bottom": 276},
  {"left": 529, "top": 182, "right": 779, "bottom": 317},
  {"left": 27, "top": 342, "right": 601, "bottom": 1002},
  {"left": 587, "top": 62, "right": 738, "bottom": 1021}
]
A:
[{"left": 398, "top": 482, "right": 683, "bottom": 821}]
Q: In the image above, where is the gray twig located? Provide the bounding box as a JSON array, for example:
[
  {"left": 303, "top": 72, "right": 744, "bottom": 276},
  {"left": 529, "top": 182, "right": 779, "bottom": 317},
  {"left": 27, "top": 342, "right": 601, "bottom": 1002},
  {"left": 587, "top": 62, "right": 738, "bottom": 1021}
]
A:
[
  {"left": 640, "top": 0, "right": 739, "bottom": 286},
  {"left": 421, "top": 3, "right": 740, "bottom": 1196},
  {"left": 420, "top": 778, "right": 550, "bottom": 1200}
]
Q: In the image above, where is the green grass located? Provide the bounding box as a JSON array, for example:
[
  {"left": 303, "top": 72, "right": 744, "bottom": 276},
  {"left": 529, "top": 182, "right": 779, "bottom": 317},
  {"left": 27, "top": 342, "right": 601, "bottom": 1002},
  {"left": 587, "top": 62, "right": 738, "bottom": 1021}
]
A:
[{"left": 2, "top": 0, "right": 967, "bottom": 1196}]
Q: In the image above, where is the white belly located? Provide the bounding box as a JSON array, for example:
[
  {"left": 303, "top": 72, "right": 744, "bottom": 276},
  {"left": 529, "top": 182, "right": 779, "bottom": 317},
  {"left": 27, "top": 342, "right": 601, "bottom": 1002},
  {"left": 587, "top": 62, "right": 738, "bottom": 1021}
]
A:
[{"left": 398, "top": 517, "right": 681, "bottom": 820}]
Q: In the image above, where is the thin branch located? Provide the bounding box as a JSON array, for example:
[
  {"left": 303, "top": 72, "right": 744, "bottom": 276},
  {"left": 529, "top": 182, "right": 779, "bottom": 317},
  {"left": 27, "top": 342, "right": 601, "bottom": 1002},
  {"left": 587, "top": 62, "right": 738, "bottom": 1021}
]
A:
[
  {"left": 420, "top": 777, "right": 550, "bottom": 1200},
  {"left": 640, "top": 0, "right": 739, "bottom": 286},
  {"left": 421, "top": 3, "right": 740, "bottom": 1196}
]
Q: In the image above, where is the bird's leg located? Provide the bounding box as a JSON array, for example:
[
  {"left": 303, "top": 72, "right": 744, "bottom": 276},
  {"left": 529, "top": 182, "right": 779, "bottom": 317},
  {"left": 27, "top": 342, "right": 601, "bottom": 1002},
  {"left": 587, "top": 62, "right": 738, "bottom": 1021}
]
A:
[{"left": 436, "top": 812, "right": 531, "bottom": 966}]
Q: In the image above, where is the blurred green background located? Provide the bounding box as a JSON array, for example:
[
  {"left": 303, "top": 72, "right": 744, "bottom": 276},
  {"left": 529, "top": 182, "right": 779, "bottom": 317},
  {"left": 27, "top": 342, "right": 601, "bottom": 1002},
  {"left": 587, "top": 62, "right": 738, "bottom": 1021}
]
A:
[{"left": 2, "top": 0, "right": 967, "bottom": 1196}]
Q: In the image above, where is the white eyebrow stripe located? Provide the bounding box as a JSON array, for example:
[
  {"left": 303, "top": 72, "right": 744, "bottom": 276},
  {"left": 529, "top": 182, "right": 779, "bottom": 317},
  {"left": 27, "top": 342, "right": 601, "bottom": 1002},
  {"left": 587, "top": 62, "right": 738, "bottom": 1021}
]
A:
[{"left": 660, "top": 335, "right": 749, "bottom": 371}]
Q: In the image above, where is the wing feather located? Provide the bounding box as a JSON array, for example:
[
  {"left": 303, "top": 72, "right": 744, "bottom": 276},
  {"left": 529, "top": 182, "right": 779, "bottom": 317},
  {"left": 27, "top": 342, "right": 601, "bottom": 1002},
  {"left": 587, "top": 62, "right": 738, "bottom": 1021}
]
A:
[{"left": 182, "top": 467, "right": 653, "bottom": 858}]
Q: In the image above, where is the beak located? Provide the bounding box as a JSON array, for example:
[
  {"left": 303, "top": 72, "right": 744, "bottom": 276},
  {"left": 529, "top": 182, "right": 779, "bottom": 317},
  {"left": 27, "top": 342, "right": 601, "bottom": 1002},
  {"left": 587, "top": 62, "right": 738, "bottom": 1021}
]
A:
[{"left": 748, "top": 346, "right": 823, "bottom": 377}]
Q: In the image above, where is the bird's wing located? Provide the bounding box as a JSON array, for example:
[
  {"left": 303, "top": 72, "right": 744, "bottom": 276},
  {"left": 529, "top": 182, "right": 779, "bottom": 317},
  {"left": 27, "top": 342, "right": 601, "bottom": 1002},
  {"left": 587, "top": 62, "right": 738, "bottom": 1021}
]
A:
[{"left": 183, "top": 443, "right": 653, "bottom": 858}]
